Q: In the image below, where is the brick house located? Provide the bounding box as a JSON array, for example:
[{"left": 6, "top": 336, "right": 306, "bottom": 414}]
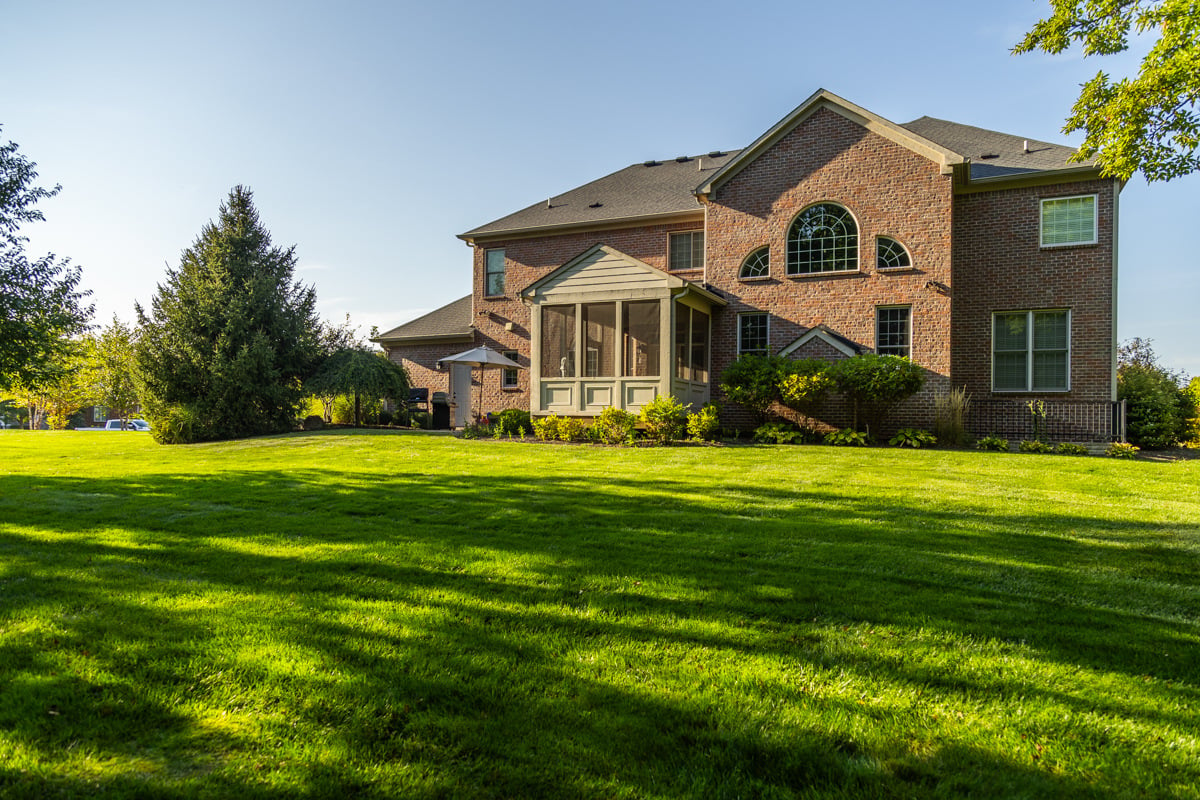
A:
[{"left": 376, "top": 89, "right": 1122, "bottom": 439}]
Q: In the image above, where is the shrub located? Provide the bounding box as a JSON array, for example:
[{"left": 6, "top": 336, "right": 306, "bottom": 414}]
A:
[
  {"left": 410, "top": 411, "right": 431, "bottom": 430},
  {"left": 828, "top": 353, "right": 924, "bottom": 433},
  {"left": 639, "top": 394, "right": 687, "bottom": 444},
  {"left": 302, "top": 414, "right": 325, "bottom": 431},
  {"left": 493, "top": 408, "right": 532, "bottom": 437},
  {"left": 753, "top": 422, "right": 804, "bottom": 444},
  {"left": 460, "top": 422, "right": 492, "bottom": 439},
  {"left": 1117, "top": 338, "right": 1194, "bottom": 448},
  {"left": 378, "top": 409, "right": 393, "bottom": 426},
  {"left": 889, "top": 428, "right": 936, "bottom": 448},
  {"left": 976, "top": 435, "right": 1009, "bottom": 452},
  {"left": 934, "top": 386, "right": 972, "bottom": 446},
  {"left": 1019, "top": 439, "right": 1054, "bottom": 454},
  {"left": 1055, "top": 442, "right": 1090, "bottom": 456},
  {"left": 593, "top": 406, "right": 637, "bottom": 445},
  {"left": 1185, "top": 377, "right": 1200, "bottom": 446},
  {"left": 150, "top": 403, "right": 211, "bottom": 445},
  {"left": 532, "top": 414, "right": 560, "bottom": 441},
  {"left": 686, "top": 403, "right": 721, "bottom": 442},
  {"left": 778, "top": 359, "right": 833, "bottom": 412},
  {"left": 825, "top": 427, "right": 869, "bottom": 446},
  {"left": 718, "top": 354, "right": 789, "bottom": 422},
  {"left": 558, "top": 416, "right": 588, "bottom": 442},
  {"left": 1105, "top": 441, "right": 1140, "bottom": 458}
]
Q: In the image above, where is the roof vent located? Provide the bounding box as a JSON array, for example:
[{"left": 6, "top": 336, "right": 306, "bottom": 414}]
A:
[
  {"left": 1023, "top": 140, "right": 1030, "bottom": 154},
  {"left": 675, "top": 156, "right": 691, "bottom": 163},
  {"left": 643, "top": 160, "right": 661, "bottom": 167},
  {"left": 588, "top": 201, "right": 603, "bottom": 208},
  {"left": 708, "top": 151, "right": 725, "bottom": 158},
  {"left": 979, "top": 153, "right": 999, "bottom": 160}
]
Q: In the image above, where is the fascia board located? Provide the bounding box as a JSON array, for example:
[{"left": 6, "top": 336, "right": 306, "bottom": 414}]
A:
[{"left": 458, "top": 209, "right": 704, "bottom": 246}]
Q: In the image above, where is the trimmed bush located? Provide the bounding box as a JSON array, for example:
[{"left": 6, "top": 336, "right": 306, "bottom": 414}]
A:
[
  {"left": 302, "top": 414, "right": 325, "bottom": 431},
  {"left": 493, "top": 408, "right": 532, "bottom": 437},
  {"left": 778, "top": 359, "right": 833, "bottom": 412},
  {"left": 639, "top": 395, "right": 687, "bottom": 444},
  {"left": 532, "top": 414, "right": 561, "bottom": 442},
  {"left": 686, "top": 403, "right": 721, "bottom": 442},
  {"left": 828, "top": 354, "right": 924, "bottom": 433},
  {"left": 593, "top": 407, "right": 637, "bottom": 445},
  {"left": 718, "top": 354, "right": 789, "bottom": 422},
  {"left": 558, "top": 417, "right": 588, "bottom": 442}
]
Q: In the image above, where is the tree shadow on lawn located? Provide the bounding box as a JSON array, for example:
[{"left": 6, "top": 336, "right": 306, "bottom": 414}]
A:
[{"left": 1, "top": 467, "right": 1197, "bottom": 798}]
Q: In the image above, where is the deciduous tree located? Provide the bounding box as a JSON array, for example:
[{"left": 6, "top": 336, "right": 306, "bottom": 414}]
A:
[{"left": 1014, "top": 0, "right": 1200, "bottom": 181}]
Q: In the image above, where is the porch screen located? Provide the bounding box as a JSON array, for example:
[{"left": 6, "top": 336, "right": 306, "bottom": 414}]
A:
[
  {"left": 541, "top": 305, "right": 576, "bottom": 378},
  {"left": 623, "top": 301, "right": 660, "bottom": 377},
  {"left": 582, "top": 303, "right": 616, "bottom": 377},
  {"left": 690, "top": 309, "right": 709, "bottom": 383},
  {"left": 674, "top": 305, "right": 709, "bottom": 382}
]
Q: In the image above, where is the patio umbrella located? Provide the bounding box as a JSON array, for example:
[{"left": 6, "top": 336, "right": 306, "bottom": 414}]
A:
[{"left": 436, "top": 345, "right": 523, "bottom": 425}]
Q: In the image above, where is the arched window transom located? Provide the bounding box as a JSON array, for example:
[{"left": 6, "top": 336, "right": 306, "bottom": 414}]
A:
[
  {"left": 876, "top": 236, "right": 911, "bottom": 270},
  {"left": 786, "top": 203, "right": 858, "bottom": 275},
  {"left": 739, "top": 246, "right": 770, "bottom": 280}
]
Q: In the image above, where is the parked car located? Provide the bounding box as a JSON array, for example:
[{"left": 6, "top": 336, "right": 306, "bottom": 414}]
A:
[{"left": 78, "top": 419, "right": 152, "bottom": 431}]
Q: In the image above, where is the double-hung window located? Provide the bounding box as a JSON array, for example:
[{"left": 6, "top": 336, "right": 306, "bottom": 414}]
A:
[
  {"left": 484, "top": 248, "right": 506, "bottom": 296},
  {"left": 876, "top": 306, "right": 911, "bottom": 358},
  {"left": 669, "top": 231, "right": 704, "bottom": 271},
  {"left": 993, "top": 310, "right": 1070, "bottom": 392},
  {"left": 501, "top": 350, "right": 519, "bottom": 388},
  {"left": 737, "top": 312, "right": 769, "bottom": 356},
  {"left": 1040, "top": 195, "right": 1097, "bottom": 247}
]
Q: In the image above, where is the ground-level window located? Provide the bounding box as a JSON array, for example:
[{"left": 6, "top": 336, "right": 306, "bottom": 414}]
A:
[
  {"left": 485, "top": 248, "right": 506, "bottom": 296},
  {"left": 738, "top": 312, "right": 769, "bottom": 356},
  {"left": 541, "top": 305, "right": 576, "bottom": 378},
  {"left": 739, "top": 246, "right": 770, "bottom": 279},
  {"left": 674, "top": 304, "right": 710, "bottom": 382},
  {"left": 993, "top": 310, "right": 1070, "bottom": 391},
  {"left": 501, "top": 350, "right": 519, "bottom": 388},
  {"left": 623, "top": 300, "right": 660, "bottom": 377},
  {"left": 876, "top": 306, "right": 911, "bottom": 357},
  {"left": 1040, "top": 195, "right": 1097, "bottom": 247},
  {"left": 669, "top": 231, "right": 704, "bottom": 271}
]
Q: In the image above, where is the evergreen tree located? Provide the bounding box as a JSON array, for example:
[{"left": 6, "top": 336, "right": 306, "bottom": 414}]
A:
[{"left": 136, "top": 186, "right": 321, "bottom": 442}]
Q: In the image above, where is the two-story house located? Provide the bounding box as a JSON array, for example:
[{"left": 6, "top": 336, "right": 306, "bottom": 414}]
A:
[{"left": 376, "top": 89, "right": 1121, "bottom": 439}]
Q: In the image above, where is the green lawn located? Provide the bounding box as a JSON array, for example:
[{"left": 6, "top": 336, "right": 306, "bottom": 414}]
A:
[{"left": 0, "top": 430, "right": 1197, "bottom": 799}]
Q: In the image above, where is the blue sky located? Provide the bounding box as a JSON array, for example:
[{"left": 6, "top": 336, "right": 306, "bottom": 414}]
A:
[{"left": 7, "top": 0, "right": 1198, "bottom": 375}]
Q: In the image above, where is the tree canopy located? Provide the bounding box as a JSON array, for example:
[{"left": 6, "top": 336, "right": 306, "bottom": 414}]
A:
[
  {"left": 136, "top": 186, "right": 322, "bottom": 442},
  {"left": 306, "top": 347, "right": 409, "bottom": 427},
  {"left": 1014, "top": 0, "right": 1200, "bottom": 182},
  {"left": 0, "top": 126, "right": 93, "bottom": 389}
]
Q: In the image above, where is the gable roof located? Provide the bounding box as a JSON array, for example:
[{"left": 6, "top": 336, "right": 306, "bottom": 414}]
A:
[
  {"left": 900, "top": 117, "right": 1094, "bottom": 180},
  {"left": 778, "top": 324, "right": 866, "bottom": 359},
  {"left": 521, "top": 243, "right": 726, "bottom": 307},
  {"left": 696, "top": 89, "right": 967, "bottom": 199},
  {"left": 373, "top": 294, "right": 474, "bottom": 344},
  {"left": 460, "top": 151, "right": 739, "bottom": 243}
]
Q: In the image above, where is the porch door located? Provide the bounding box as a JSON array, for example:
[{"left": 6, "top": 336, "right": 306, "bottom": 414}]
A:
[{"left": 451, "top": 364, "right": 473, "bottom": 428}]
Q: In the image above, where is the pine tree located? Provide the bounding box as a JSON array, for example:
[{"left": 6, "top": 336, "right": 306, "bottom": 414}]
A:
[{"left": 136, "top": 186, "right": 321, "bottom": 442}]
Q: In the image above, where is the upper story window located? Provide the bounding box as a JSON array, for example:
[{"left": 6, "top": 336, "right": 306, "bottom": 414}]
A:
[
  {"left": 993, "top": 310, "right": 1070, "bottom": 392},
  {"left": 501, "top": 350, "right": 519, "bottom": 388},
  {"left": 739, "top": 246, "right": 770, "bottom": 280},
  {"left": 876, "top": 306, "right": 911, "bottom": 357},
  {"left": 786, "top": 203, "right": 858, "bottom": 275},
  {"left": 876, "top": 236, "right": 911, "bottom": 270},
  {"left": 1040, "top": 195, "right": 1097, "bottom": 247},
  {"left": 737, "top": 312, "right": 769, "bottom": 356},
  {"left": 669, "top": 231, "right": 704, "bottom": 271},
  {"left": 485, "top": 248, "right": 506, "bottom": 296}
]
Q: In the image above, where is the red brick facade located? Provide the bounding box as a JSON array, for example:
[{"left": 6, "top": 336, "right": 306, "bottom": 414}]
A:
[{"left": 386, "top": 96, "right": 1119, "bottom": 438}]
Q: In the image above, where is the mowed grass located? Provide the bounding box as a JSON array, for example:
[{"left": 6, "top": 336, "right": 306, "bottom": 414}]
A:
[{"left": 0, "top": 431, "right": 1197, "bottom": 799}]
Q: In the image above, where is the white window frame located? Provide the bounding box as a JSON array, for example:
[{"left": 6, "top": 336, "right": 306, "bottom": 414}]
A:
[
  {"left": 669, "top": 231, "right": 705, "bottom": 271},
  {"left": 786, "top": 202, "right": 859, "bottom": 276},
  {"left": 876, "top": 236, "right": 912, "bottom": 271},
  {"left": 738, "top": 246, "right": 770, "bottom": 280},
  {"left": 737, "top": 312, "right": 769, "bottom": 356},
  {"left": 1040, "top": 195, "right": 1098, "bottom": 248},
  {"left": 501, "top": 350, "right": 519, "bottom": 388},
  {"left": 991, "top": 309, "right": 1072, "bottom": 393},
  {"left": 875, "top": 305, "right": 911, "bottom": 358},
  {"left": 484, "top": 248, "right": 506, "bottom": 296}
]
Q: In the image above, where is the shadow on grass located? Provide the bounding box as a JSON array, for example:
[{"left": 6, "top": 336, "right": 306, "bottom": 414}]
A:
[{"left": 1, "top": 452, "right": 1197, "bottom": 798}]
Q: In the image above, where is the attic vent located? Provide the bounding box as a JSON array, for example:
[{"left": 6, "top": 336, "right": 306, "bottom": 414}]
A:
[
  {"left": 643, "top": 160, "right": 661, "bottom": 167},
  {"left": 708, "top": 151, "right": 725, "bottom": 158},
  {"left": 588, "top": 201, "right": 603, "bottom": 208},
  {"left": 979, "top": 153, "right": 1000, "bottom": 160},
  {"left": 675, "top": 156, "right": 691, "bottom": 163}
]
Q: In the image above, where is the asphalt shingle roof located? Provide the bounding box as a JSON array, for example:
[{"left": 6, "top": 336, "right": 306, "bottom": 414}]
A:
[
  {"left": 901, "top": 116, "right": 1089, "bottom": 180},
  {"left": 375, "top": 295, "right": 473, "bottom": 342},
  {"left": 460, "top": 151, "right": 740, "bottom": 240}
]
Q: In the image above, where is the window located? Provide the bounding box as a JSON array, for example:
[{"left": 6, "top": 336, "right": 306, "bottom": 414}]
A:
[
  {"left": 674, "top": 305, "right": 710, "bottom": 382},
  {"left": 737, "top": 312, "right": 769, "bottom": 356},
  {"left": 623, "top": 301, "right": 660, "bottom": 377},
  {"left": 669, "top": 231, "right": 704, "bottom": 271},
  {"left": 876, "top": 236, "right": 911, "bottom": 270},
  {"left": 787, "top": 203, "right": 858, "bottom": 275},
  {"left": 739, "top": 246, "right": 770, "bottom": 279},
  {"left": 1041, "top": 195, "right": 1097, "bottom": 247},
  {"left": 485, "top": 248, "right": 506, "bottom": 296},
  {"left": 501, "top": 350, "right": 519, "bottom": 388},
  {"left": 993, "top": 310, "right": 1070, "bottom": 392},
  {"left": 541, "top": 305, "right": 576, "bottom": 378},
  {"left": 876, "top": 306, "right": 911, "bottom": 357}
]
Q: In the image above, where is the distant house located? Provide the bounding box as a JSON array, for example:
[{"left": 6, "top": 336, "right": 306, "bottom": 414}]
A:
[{"left": 376, "top": 89, "right": 1122, "bottom": 439}]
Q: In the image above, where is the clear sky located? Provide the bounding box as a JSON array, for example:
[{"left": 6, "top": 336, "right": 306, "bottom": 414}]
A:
[{"left": 6, "top": 0, "right": 1198, "bottom": 375}]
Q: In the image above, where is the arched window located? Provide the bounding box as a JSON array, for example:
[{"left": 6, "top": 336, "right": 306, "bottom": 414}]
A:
[
  {"left": 786, "top": 203, "right": 858, "bottom": 275},
  {"left": 876, "top": 236, "right": 911, "bottom": 270},
  {"left": 739, "top": 246, "right": 770, "bottom": 279}
]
